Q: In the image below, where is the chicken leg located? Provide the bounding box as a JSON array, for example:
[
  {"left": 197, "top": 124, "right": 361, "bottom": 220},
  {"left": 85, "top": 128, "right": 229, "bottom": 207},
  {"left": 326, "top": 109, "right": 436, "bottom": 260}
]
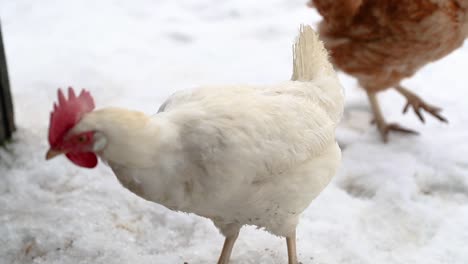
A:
[
  {"left": 217, "top": 231, "right": 239, "bottom": 264},
  {"left": 367, "top": 91, "right": 418, "bottom": 142},
  {"left": 286, "top": 230, "right": 298, "bottom": 264},
  {"left": 395, "top": 85, "right": 448, "bottom": 124}
]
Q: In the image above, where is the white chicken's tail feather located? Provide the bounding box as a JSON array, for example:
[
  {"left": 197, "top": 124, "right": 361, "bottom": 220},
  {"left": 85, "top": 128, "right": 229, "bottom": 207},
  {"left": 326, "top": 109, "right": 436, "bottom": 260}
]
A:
[
  {"left": 290, "top": 24, "right": 344, "bottom": 125},
  {"left": 291, "top": 25, "right": 335, "bottom": 81}
]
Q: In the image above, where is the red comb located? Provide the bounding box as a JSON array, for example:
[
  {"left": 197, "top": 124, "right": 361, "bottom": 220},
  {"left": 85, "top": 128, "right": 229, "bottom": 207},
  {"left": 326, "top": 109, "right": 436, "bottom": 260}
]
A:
[{"left": 48, "top": 87, "right": 95, "bottom": 147}]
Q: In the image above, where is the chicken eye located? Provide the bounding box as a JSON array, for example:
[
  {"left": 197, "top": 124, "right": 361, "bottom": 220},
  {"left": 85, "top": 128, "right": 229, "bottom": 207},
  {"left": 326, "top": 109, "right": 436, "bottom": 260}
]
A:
[{"left": 77, "top": 135, "right": 87, "bottom": 143}]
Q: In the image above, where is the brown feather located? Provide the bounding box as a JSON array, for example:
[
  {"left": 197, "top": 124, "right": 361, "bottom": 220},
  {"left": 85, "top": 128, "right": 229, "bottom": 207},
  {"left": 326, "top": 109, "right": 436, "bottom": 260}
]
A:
[{"left": 313, "top": 0, "right": 468, "bottom": 92}]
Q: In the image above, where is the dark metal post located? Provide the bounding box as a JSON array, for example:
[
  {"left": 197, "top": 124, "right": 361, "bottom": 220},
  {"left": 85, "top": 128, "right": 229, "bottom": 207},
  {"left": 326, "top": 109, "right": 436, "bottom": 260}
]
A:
[{"left": 0, "top": 21, "right": 15, "bottom": 143}]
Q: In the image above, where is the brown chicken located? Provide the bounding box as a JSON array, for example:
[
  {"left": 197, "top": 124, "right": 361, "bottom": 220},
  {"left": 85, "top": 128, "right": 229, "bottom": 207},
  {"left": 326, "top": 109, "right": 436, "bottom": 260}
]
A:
[{"left": 310, "top": 0, "right": 468, "bottom": 141}]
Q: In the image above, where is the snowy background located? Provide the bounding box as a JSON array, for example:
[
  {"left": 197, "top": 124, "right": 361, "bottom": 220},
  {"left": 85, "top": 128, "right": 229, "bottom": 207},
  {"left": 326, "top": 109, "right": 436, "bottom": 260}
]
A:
[{"left": 1, "top": 0, "right": 467, "bottom": 263}]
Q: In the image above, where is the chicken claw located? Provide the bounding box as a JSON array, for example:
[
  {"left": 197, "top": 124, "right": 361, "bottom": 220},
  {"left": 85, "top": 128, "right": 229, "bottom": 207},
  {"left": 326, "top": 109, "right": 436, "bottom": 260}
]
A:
[
  {"left": 378, "top": 122, "right": 418, "bottom": 143},
  {"left": 396, "top": 85, "right": 448, "bottom": 124},
  {"left": 367, "top": 91, "right": 418, "bottom": 142}
]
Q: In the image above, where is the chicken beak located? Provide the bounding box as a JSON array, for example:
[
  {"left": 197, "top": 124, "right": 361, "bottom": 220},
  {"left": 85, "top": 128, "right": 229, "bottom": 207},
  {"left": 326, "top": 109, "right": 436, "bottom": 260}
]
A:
[{"left": 45, "top": 149, "right": 65, "bottom": 160}]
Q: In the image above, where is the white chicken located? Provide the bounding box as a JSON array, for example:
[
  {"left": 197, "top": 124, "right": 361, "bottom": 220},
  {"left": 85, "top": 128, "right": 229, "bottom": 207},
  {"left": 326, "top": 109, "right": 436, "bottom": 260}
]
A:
[{"left": 45, "top": 25, "right": 344, "bottom": 264}]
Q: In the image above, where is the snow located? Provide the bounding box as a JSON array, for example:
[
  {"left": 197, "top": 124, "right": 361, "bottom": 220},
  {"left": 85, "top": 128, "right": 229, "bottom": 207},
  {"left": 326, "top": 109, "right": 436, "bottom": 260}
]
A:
[{"left": 1, "top": 0, "right": 467, "bottom": 263}]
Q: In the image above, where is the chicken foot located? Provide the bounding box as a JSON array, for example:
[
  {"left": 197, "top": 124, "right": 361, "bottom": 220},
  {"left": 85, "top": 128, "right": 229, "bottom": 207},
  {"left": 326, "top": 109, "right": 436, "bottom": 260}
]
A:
[
  {"left": 395, "top": 85, "right": 448, "bottom": 123},
  {"left": 286, "top": 230, "right": 298, "bottom": 264},
  {"left": 217, "top": 231, "right": 239, "bottom": 264},
  {"left": 216, "top": 229, "right": 298, "bottom": 264},
  {"left": 367, "top": 91, "right": 418, "bottom": 142}
]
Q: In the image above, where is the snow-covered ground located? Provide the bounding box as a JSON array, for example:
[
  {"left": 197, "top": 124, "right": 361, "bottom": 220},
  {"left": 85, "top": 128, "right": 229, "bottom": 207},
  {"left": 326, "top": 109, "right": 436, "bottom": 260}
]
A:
[{"left": 1, "top": 0, "right": 467, "bottom": 263}]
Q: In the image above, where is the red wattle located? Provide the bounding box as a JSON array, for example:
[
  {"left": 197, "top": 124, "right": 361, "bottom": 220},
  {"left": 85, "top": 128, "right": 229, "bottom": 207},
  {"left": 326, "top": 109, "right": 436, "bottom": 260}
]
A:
[{"left": 66, "top": 152, "right": 98, "bottom": 168}]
